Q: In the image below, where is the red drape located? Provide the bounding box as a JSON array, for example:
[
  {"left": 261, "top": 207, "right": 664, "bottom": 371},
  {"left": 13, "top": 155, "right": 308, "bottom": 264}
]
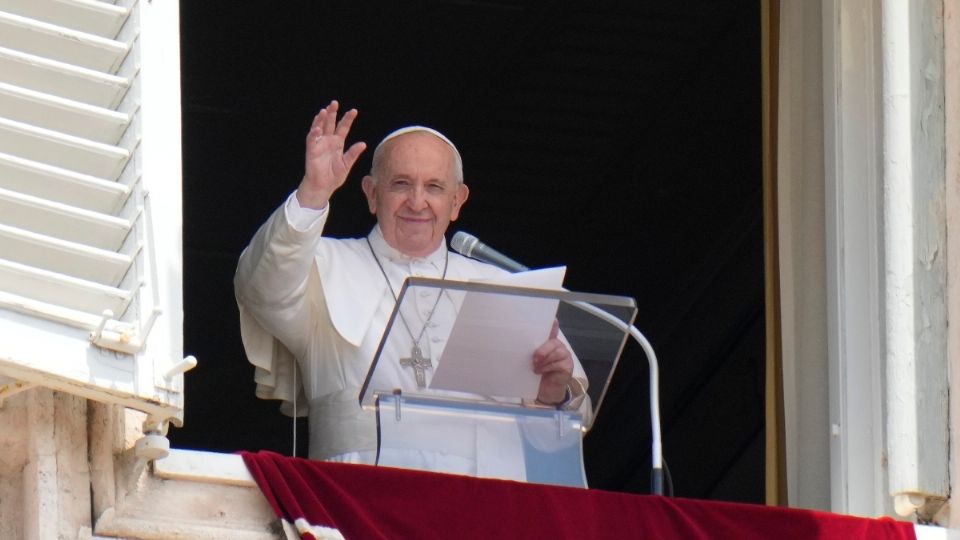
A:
[{"left": 241, "top": 450, "right": 916, "bottom": 540}]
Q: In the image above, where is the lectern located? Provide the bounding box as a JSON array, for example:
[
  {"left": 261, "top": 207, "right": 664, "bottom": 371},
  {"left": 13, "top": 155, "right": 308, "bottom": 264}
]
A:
[{"left": 359, "top": 277, "right": 636, "bottom": 487}]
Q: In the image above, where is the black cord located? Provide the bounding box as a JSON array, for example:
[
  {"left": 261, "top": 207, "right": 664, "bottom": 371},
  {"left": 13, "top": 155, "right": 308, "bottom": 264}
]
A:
[{"left": 663, "top": 456, "right": 675, "bottom": 497}]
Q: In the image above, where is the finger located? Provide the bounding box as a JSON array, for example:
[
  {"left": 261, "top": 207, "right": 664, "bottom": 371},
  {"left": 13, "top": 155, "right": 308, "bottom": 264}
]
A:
[
  {"left": 307, "top": 124, "right": 322, "bottom": 144},
  {"left": 307, "top": 113, "right": 323, "bottom": 143},
  {"left": 533, "top": 339, "right": 560, "bottom": 361},
  {"left": 534, "top": 357, "right": 557, "bottom": 375},
  {"left": 323, "top": 100, "right": 339, "bottom": 134},
  {"left": 545, "top": 342, "right": 572, "bottom": 365},
  {"left": 533, "top": 322, "right": 563, "bottom": 363},
  {"left": 541, "top": 348, "right": 571, "bottom": 370},
  {"left": 533, "top": 342, "right": 568, "bottom": 371},
  {"left": 312, "top": 105, "right": 328, "bottom": 126},
  {"left": 343, "top": 141, "right": 368, "bottom": 170},
  {"left": 537, "top": 359, "right": 572, "bottom": 380},
  {"left": 537, "top": 364, "right": 572, "bottom": 386},
  {"left": 335, "top": 108, "right": 359, "bottom": 138}
]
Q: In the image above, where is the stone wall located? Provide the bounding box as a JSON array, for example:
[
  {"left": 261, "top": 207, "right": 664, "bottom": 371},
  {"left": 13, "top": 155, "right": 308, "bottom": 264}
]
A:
[{"left": 0, "top": 388, "right": 279, "bottom": 539}]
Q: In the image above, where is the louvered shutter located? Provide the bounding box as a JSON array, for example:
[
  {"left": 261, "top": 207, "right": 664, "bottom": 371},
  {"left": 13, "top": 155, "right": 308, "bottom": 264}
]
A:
[{"left": 0, "top": 0, "right": 186, "bottom": 426}]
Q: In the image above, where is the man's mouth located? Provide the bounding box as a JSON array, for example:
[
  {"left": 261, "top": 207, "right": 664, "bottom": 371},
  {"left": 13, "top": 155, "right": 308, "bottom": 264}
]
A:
[{"left": 398, "top": 216, "right": 432, "bottom": 224}]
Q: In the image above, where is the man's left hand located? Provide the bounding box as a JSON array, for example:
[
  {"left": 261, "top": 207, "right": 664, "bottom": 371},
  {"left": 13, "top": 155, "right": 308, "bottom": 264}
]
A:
[{"left": 533, "top": 319, "right": 573, "bottom": 405}]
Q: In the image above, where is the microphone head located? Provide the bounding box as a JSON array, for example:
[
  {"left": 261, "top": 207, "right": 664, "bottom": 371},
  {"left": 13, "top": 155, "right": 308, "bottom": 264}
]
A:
[{"left": 450, "top": 231, "right": 478, "bottom": 257}]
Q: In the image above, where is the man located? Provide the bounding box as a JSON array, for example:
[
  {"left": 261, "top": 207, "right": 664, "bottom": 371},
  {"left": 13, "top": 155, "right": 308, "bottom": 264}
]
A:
[{"left": 235, "top": 101, "right": 587, "bottom": 476}]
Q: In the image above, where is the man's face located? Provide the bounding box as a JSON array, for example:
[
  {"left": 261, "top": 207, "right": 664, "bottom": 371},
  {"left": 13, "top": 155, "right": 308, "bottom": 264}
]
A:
[{"left": 362, "top": 132, "right": 469, "bottom": 258}]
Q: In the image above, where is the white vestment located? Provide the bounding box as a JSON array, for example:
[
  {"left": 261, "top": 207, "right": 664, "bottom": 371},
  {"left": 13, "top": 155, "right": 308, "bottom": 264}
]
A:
[{"left": 235, "top": 194, "right": 588, "bottom": 479}]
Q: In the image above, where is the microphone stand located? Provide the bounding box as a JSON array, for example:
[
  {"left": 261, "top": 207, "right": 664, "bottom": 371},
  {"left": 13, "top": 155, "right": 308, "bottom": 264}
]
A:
[{"left": 567, "top": 300, "right": 664, "bottom": 496}]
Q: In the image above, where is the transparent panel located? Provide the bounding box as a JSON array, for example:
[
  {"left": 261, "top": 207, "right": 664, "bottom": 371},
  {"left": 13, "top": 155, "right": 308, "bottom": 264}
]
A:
[{"left": 359, "top": 277, "right": 637, "bottom": 421}]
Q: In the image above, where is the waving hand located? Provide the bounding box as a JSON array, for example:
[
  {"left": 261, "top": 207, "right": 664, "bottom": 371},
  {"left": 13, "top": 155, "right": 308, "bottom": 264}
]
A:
[{"left": 296, "top": 100, "right": 367, "bottom": 209}]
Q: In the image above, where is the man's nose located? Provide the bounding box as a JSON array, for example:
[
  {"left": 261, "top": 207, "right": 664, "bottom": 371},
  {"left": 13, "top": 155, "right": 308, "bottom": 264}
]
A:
[{"left": 406, "top": 186, "right": 428, "bottom": 210}]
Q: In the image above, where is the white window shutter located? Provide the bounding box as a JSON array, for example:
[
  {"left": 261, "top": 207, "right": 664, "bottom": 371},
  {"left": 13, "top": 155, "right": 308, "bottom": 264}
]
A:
[{"left": 0, "top": 0, "right": 187, "bottom": 427}]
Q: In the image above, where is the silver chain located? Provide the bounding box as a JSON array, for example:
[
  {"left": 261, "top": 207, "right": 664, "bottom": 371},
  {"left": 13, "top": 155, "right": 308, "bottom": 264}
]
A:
[{"left": 365, "top": 237, "right": 449, "bottom": 346}]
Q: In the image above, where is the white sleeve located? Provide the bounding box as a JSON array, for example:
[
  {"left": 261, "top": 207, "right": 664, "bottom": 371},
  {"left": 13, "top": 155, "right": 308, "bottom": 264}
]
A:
[
  {"left": 235, "top": 192, "right": 330, "bottom": 416},
  {"left": 285, "top": 191, "right": 328, "bottom": 231}
]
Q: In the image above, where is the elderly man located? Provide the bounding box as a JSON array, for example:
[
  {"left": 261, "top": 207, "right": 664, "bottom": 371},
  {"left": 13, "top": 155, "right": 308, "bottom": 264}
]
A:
[{"left": 235, "top": 101, "right": 586, "bottom": 476}]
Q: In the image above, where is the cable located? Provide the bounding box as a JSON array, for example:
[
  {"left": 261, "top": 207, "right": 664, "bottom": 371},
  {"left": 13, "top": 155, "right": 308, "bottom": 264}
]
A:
[
  {"left": 662, "top": 456, "right": 674, "bottom": 497},
  {"left": 292, "top": 357, "right": 297, "bottom": 458}
]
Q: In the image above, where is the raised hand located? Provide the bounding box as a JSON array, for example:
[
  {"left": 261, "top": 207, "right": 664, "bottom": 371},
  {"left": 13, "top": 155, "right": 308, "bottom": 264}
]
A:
[{"left": 296, "top": 100, "right": 367, "bottom": 209}]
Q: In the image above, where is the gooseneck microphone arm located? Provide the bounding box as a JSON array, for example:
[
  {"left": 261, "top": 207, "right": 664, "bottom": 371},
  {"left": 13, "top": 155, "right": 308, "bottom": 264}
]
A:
[
  {"left": 567, "top": 300, "right": 664, "bottom": 496},
  {"left": 450, "top": 230, "right": 665, "bottom": 495}
]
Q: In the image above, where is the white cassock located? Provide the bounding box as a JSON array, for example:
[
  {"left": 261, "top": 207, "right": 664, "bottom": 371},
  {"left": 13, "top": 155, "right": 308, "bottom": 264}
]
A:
[{"left": 235, "top": 193, "right": 590, "bottom": 480}]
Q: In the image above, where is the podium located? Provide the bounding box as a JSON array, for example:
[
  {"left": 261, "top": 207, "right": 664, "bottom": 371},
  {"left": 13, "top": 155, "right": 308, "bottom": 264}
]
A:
[{"left": 359, "top": 277, "right": 637, "bottom": 487}]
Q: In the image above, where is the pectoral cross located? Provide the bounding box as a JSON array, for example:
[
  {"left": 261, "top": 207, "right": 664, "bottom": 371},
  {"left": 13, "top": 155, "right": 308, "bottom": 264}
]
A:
[{"left": 400, "top": 345, "right": 432, "bottom": 388}]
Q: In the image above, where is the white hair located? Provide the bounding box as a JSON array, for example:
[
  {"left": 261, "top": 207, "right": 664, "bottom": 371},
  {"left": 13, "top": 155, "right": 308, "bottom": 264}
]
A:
[{"left": 369, "top": 125, "right": 464, "bottom": 184}]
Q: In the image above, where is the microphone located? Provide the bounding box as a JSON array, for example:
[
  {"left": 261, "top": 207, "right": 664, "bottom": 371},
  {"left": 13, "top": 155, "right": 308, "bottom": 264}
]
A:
[{"left": 450, "top": 231, "right": 529, "bottom": 273}]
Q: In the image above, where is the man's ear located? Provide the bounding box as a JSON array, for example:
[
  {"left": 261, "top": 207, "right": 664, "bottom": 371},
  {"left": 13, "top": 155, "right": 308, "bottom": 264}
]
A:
[
  {"left": 450, "top": 183, "right": 469, "bottom": 221},
  {"left": 361, "top": 176, "right": 377, "bottom": 214}
]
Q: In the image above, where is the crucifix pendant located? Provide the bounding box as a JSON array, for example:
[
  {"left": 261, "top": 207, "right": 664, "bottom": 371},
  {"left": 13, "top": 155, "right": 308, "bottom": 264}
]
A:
[{"left": 400, "top": 344, "right": 432, "bottom": 388}]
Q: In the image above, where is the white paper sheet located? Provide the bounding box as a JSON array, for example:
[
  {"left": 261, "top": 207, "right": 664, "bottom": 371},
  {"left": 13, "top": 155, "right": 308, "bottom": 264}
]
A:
[{"left": 428, "top": 266, "right": 567, "bottom": 399}]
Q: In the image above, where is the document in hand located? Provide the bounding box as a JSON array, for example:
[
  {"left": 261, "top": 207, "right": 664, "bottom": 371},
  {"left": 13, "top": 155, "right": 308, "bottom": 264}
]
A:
[{"left": 428, "top": 266, "right": 567, "bottom": 400}]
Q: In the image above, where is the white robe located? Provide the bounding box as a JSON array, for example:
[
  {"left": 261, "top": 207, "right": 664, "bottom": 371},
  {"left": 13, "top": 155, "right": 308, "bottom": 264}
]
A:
[{"left": 235, "top": 194, "right": 588, "bottom": 479}]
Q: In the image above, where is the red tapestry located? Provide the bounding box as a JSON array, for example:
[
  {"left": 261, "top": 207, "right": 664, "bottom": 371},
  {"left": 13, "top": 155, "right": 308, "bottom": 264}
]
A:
[{"left": 241, "top": 450, "right": 917, "bottom": 540}]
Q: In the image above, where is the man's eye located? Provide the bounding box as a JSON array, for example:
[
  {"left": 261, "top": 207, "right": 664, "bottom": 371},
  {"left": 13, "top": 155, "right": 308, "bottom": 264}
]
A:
[{"left": 427, "top": 184, "right": 445, "bottom": 192}]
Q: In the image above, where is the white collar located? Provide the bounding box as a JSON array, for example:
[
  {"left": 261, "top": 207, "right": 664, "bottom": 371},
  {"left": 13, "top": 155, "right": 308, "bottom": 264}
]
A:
[{"left": 367, "top": 225, "right": 448, "bottom": 270}]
